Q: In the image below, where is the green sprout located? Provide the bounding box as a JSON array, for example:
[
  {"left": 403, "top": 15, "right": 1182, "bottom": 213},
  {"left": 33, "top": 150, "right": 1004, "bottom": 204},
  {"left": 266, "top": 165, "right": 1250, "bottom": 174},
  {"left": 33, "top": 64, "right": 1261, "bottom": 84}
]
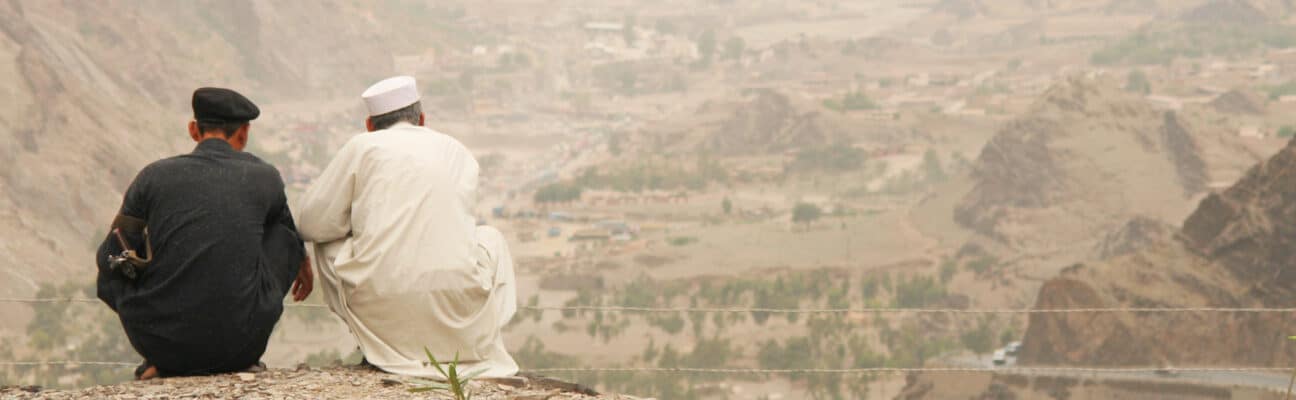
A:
[
  {"left": 1286, "top": 337, "right": 1296, "bottom": 400},
  {"left": 408, "top": 348, "right": 485, "bottom": 400}
]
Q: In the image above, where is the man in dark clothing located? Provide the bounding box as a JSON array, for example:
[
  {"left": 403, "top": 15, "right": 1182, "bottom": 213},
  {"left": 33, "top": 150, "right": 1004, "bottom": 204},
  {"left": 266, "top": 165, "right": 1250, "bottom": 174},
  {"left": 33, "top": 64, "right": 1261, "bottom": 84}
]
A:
[{"left": 96, "top": 87, "right": 313, "bottom": 379}]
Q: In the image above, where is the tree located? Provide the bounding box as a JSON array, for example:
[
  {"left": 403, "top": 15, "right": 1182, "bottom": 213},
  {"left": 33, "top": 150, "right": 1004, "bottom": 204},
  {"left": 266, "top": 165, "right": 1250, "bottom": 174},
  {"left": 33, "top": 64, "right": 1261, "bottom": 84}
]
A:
[
  {"left": 1000, "top": 329, "right": 1017, "bottom": 347},
  {"left": 654, "top": 19, "right": 677, "bottom": 35},
  {"left": 939, "top": 258, "right": 957, "bottom": 284},
  {"left": 697, "top": 29, "right": 717, "bottom": 64},
  {"left": 1125, "top": 69, "right": 1151, "bottom": 94},
  {"left": 622, "top": 15, "right": 638, "bottom": 47},
  {"left": 608, "top": 132, "right": 623, "bottom": 156},
  {"left": 1279, "top": 125, "right": 1296, "bottom": 138},
  {"left": 534, "top": 183, "right": 582, "bottom": 204},
  {"left": 722, "top": 197, "right": 733, "bottom": 214},
  {"left": 966, "top": 255, "right": 998, "bottom": 276},
  {"left": 616, "top": 65, "right": 638, "bottom": 94},
  {"left": 923, "top": 149, "right": 946, "bottom": 182},
  {"left": 960, "top": 319, "right": 996, "bottom": 356},
  {"left": 823, "top": 91, "right": 878, "bottom": 112},
  {"left": 892, "top": 275, "right": 946, "bottom": 308},
  {"left": 861, "top": 276, "right": 879, "bottom": 300},
  {"left": 792, "top": 202, "right": 823, "bottom": 227},
  {"left": 641, "top": 338, "right": 659, "bottom": 363},
  {"left": 723, "top": 36, "right": 745, "bottom": 61},
  {"left": 457, "top": 70, "right": 475, "bottom": 93},
  {"left": 478, "top": 153, "right": 505, "bottom": 175}
]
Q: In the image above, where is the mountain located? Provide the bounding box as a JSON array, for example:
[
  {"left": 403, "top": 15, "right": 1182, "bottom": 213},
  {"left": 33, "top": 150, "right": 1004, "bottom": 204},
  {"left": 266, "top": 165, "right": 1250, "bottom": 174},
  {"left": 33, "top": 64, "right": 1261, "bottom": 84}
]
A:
[
  {"left": 0, "top": 0, "right": 434, "bottom": 318},
  {"left": 1020, "top": 136, "right": 1296, "bottom": 366},
  {"left": 704, "top": 90, "right": 853, "bottom": 155},
  {"left": 953, "top": 77, "right": 1263, "bottom": 252},
  {"left": 1179, "top": 0, "right": 1274, "bottom": 25},
  {"left": 897, "top": 370, "right": 1282, "bottom": 399},
  {"left": 1208, "top": 89, "right": 1266, "bottom": 115}
]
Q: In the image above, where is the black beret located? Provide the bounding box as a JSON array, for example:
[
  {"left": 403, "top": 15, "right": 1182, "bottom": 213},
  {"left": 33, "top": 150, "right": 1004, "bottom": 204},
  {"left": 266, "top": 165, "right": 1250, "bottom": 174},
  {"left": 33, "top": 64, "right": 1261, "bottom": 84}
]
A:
[{"left": 192, "top": 87, "right": 260, "bottom": 123}]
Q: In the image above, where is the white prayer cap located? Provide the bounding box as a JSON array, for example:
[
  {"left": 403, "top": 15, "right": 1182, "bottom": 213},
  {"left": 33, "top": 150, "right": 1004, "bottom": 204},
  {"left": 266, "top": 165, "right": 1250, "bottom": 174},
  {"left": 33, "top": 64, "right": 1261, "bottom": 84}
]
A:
[{"left": 362, "top": 76, "right": 420, "bottom": 116}]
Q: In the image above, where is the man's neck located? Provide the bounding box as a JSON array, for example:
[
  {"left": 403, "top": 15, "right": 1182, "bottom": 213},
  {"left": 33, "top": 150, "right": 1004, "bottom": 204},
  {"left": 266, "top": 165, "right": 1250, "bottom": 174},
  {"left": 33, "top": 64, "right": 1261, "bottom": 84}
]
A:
[
  {"left": 197, "top": 134, "right": 231, "bottom": 143},
  {"left": 196, "top": 136, "right": 239, "bottom": 152}
]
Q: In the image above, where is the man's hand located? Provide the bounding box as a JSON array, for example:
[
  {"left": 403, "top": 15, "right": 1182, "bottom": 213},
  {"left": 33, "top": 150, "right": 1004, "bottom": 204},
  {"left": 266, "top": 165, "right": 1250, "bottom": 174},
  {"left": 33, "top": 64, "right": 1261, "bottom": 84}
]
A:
[{"left": 291, "top": 255, "right": 314, "bottom": 302}]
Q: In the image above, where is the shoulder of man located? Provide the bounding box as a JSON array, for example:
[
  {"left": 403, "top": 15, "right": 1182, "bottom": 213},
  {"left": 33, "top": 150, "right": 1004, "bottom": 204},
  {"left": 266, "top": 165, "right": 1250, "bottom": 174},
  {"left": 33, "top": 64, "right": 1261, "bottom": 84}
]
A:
[
  {"left": 136, "top": 153, "right": 191, "bottom": 177},
  {"left": 237, "top": 152, "right": 289, "bottom": 184},
  {"left": 413, "top": 125, "right": 474, "bottom": 155}
]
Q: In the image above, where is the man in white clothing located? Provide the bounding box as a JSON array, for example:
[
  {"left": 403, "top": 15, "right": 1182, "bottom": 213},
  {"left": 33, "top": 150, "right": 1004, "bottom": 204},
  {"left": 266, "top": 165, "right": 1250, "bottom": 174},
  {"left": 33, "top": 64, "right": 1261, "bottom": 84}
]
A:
[{"left": 297, "top": 76, "right": 518, "bottom": 378}]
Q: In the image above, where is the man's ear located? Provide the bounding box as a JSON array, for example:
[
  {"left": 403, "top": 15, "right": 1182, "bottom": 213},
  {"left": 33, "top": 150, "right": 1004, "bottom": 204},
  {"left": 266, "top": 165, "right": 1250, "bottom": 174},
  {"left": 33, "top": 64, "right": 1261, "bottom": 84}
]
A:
[
  {"left": 231, "top": 124, "right": 250, "bottom": 151},
  {"left": 365, "top": 118, "right": 375, "bottom": 132},
  {"left": 418, "top": 112, "right": 425, "bottom": 126},
  {"left": 188, "top": 121, "right": 201, "bottom": 142}
]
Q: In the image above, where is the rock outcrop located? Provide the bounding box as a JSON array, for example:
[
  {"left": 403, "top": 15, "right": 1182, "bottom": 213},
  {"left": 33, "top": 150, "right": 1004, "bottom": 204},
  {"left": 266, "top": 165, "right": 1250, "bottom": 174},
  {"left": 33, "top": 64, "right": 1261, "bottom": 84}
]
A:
[
  {"left": 0, "top": 1, "right": 404, "bottom": 306},
  {"left": 1208, "top": 89, "right": 1266, "bottom": 115},
  {"left": 1093, "top": 216, "right": 1176, "bottom": 259},
  {"left": 1020, "top": 137, "right": 1296, "bottom": 367},
  {"left": 954, "top": 77, "right": 1261, "bottom": 251},
  {"left": 896, "top": 371, "right": 1281, "bottom": 400},
  {"left": 0, "top": 367, "right": 629, "bottom": 400},
  {"left": 705, "top": 90, "right": 849, "bottom": 155}
]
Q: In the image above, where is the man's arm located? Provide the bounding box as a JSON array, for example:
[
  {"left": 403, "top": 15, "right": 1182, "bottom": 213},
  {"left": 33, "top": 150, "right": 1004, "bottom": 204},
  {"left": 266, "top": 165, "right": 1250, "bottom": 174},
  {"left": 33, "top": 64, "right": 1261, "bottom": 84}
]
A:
[
  {"left": 450, "top": 139, "right": 480, "bottom": 218},
  {"left": 95, "top": 167, "right": 152, "bottom": 309},
  {"left": 297, "top": 140, "right": 361, "bottom": 243},
  {"left": 266, "top": 189, "right": 311, "bottom": 302}
]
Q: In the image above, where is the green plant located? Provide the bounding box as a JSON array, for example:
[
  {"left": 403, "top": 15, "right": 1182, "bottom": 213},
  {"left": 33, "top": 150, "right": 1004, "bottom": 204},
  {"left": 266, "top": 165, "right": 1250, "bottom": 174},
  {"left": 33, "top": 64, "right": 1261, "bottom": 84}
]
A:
[
  {"left": 667, "top": 236, "right": 698, "bottom": 246},
  {"left": 1287, "top": 336, "right": 1296, "bottom": 399},
  {"left": 966, "top": 256, "right": 999, "bottom": 276},
  {"left": 939, "top": 258, "right": 957, "bottom": 284},
  {"left": 923, "top": 149, "right": 946, "bottom": 182},
  {"left": 1278, "top": 125, "right": 1295, "bottom": 138},
  {"left": 1125, "top": 69, "right": 1151, "bottom": 94},
  {"left": 822, "top": 91, "right": 878, "bottom": 112},
  {"left": 892, "top": 275, "right": 947, "bottom": 308},
  {"left": 1269, "top": 81, "right": 1296, "bottom": 100},
  {"left": 960, "top": 319, "right": 995, "bottom": 356},
  {"left": 408, "top": 349, "right": 485, "bottom": 400},
  {"left": 792, "top": 202, "right": 823, "bottom": 226}
]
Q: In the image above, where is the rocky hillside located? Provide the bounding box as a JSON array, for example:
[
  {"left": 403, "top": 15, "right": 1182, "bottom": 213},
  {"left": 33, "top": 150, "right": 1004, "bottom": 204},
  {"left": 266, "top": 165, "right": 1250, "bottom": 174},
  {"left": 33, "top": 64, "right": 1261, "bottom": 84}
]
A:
[
  {"left": 954, "top": 77, "right": 1263, "bottom": 252},
  {"left": 1092, "top": 216, "right": 1177, "bottom": 259},
  {"left": 701, "top": 89, "right": 864, "bottom": 155},
  {"left": 896, "top": 371, "right": 1282, "bottom": 400},
  {"left": 0, "top": 0, "right": 431, "bottom": 317},
  {"left": 1208, "top": 89, "right": 1266, "bottom": 115},
  {"left": 0, "top": 367, "right": 632, "bottom": 400},
  {"left": 1019, "top": 136, "right": 1296, "bottom": 366}
]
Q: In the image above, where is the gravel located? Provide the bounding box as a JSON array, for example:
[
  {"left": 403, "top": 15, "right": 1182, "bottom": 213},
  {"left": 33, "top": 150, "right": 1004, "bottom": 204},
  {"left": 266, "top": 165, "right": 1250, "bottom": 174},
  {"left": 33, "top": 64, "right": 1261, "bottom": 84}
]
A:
[{"left": 0, "top": 366, "right": 648, "bottom": 400}]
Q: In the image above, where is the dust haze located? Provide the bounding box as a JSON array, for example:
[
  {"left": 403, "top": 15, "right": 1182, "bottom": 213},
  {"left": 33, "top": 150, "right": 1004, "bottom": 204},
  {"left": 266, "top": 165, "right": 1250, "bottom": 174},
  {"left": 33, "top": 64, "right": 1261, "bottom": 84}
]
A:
[{"left": 3, "top": 0, "right": 1296, "bottom": 398}]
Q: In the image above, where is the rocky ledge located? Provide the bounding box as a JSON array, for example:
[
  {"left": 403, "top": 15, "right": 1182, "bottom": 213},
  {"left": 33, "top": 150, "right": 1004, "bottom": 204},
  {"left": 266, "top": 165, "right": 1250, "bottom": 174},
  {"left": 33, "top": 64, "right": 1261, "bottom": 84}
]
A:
[{"left": 0, "top": 366, "right": 639, "bottom": 400}]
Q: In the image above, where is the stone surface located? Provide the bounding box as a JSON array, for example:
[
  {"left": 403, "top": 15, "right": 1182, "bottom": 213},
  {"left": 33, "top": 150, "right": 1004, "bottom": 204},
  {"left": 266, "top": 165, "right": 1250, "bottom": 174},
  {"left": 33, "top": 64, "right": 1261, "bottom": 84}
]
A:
[{"left": 0, "top": 367, "right": 645, "bottom": 400}]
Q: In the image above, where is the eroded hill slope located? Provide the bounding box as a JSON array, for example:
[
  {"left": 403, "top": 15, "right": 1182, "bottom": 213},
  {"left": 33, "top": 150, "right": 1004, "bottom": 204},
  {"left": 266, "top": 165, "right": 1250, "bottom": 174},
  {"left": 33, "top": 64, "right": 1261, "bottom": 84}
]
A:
[{"left": 1021, "top": 136, "right": 1296, "bottom": 366}]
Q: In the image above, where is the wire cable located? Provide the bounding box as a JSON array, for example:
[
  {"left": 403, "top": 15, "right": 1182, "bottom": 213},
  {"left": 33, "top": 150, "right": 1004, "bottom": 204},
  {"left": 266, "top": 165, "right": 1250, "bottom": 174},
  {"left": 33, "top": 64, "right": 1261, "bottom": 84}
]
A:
[{"left": 5, "top": 298, "right": 1295, "bottom": 314}]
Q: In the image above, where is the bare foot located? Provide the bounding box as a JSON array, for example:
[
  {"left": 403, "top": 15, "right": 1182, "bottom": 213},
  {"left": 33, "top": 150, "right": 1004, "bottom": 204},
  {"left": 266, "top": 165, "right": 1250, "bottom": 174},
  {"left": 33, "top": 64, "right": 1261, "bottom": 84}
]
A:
[{"left": 137, "top": 366, "right": 159, "bottom": 380}]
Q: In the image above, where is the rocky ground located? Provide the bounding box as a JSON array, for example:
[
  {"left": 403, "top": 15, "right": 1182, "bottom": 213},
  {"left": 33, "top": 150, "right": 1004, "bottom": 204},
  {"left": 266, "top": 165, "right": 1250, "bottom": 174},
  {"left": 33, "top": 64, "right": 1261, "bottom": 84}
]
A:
[
  {"left": 0, "top": 366, "right": 639, "bottom": 400},
  {"left": 1021, "top": 136, "right": 1296, "bottom": 367}
]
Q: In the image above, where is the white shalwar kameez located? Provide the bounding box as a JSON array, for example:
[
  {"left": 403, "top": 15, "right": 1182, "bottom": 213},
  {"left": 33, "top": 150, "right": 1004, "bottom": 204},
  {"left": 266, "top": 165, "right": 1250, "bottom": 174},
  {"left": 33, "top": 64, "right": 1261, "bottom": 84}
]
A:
[{"left": 297, "top": 122, "right": 518, "bottom": 378}]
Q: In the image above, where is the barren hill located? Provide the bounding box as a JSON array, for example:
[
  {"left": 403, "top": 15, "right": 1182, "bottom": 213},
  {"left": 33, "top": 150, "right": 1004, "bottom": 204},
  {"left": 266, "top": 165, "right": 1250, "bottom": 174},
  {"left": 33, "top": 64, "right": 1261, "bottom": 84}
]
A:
[
  {"left": 1208, "top": 89, "right": 1266, "bottom": 115},
  {"left": 638, "top": 89, "right": 877, "bottom": 157},
  {"left": 0, "top": 0, "right": 419, "bottom": 313},
  {"left": 954, "top": 77, "right": 1263, "bottom": 252},
  {"left": 896, "top": 371, "right": 1283, "bottom": 399},
  {"left": 703, "top": 90, "right": 853, "bottom": 155},
  {"left": 1020, "top": 136, "right": 1296, "bottom": 366}
]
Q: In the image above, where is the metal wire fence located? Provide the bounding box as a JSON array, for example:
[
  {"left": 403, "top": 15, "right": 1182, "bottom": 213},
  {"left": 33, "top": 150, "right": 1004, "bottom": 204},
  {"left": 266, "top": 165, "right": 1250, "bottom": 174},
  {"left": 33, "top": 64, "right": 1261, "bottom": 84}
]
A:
[{"left": 2, "top": 297, "right": 1294, "bottom": 378}]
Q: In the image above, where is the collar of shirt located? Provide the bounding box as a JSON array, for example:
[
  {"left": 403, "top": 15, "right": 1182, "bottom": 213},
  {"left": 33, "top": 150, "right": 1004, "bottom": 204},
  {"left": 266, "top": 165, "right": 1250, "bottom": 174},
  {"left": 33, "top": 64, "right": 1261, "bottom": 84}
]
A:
[{"left": 194, "top": 138, "right": 235, "bottom": 155}]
